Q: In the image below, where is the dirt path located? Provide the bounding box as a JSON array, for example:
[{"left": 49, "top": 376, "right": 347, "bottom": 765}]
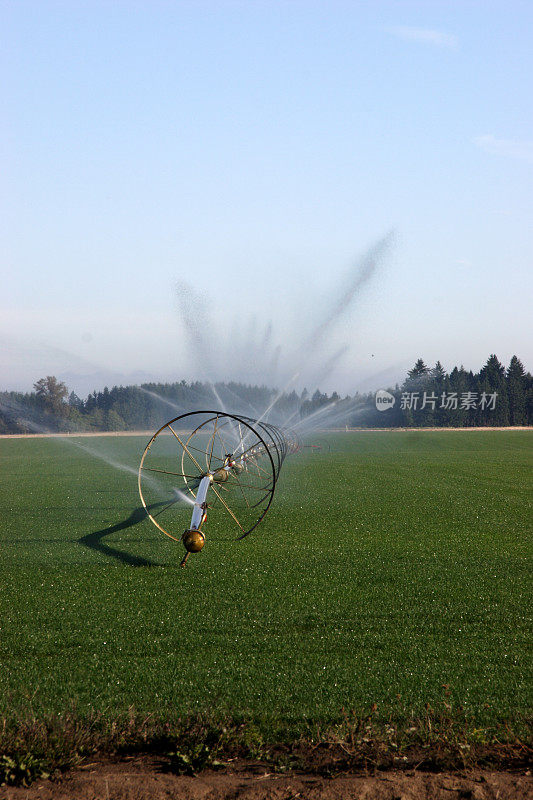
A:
[
  {"left": 3, "top": 758, "right": 532, "bottom": 800},
  {"left": 1, "top": 427, "right": 532, "bottom": 439},
  {"left": 0, "top": 430, "right": 154, "bottom": 439}
]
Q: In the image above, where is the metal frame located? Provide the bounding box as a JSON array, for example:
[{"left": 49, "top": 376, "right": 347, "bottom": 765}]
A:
[{"left": 138, "top": 410, "right": 297, "bottom": 545}]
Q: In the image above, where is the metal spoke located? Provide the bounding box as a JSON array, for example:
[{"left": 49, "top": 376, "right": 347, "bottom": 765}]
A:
[
  {"left": 236, "top": 440, "right": 268, "bottom": 461},
  {"left": 249, "top": 458, "right": 270, "bottom": 478},
  {"left": 227, "top": 471, "right": 251, "bottom": 508},
  {"left": 184, "top": 441, "right": 224, "bottom": 462},
  {"left": 142, "top": 466, "right": 201, "bottom": 479},
  {"left": 168, "top": 424, "right": 204, "bottom": 473},
  {"left": 207, "top": 415, "right": 218, "bottom": 471},
  {"left": 227, "top": 477, "right": 273, "bottom": 491},
  {"left": 210, "top": 485, "right": 246, "bottom": 532},
  {"left": 214, "top": 424, "right": 232, "bottom": 460}
]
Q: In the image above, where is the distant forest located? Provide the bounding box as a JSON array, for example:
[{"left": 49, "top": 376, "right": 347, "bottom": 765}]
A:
[{"left": 0, "top": 354, "right": 531, "bottom": 434}]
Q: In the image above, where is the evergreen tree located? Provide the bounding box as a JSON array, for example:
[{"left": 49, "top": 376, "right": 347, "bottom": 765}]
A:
[
  {"left": 85, "top": 392, "right": 98, "bottom": 414},
  {"left": 68, "top": 391, "right": 83, "bottom": 408},
  {"left": 429, "top": 363, "right": 446, "bottom": 425},
  {"left": 507, "top": 356, "right": 527, "bottom": 425},
  {"left": 430, "top": 361, "right": 446, "bottom": 383},
  {"left": 403, "top": 361, "right": 431, "bottom": 419},
  {"left": 525, "top": 372, "right": 533, "bottom": 425},
  {"left": 406, "top": 359, "right": 430, "bottom": 382},
  {"left": 478, "top": 355, "right": 509, "bottom": 425},
  {"left": 446, "top": 367, "right": 468, "bottom": 426},
  {"left": 100, "top": 386, "right": 112, "bottom": 411}
]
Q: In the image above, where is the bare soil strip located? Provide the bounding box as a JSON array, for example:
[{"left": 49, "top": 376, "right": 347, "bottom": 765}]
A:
[
  {"left": 0, "top": 430, "right": 155, "bottom": 439},
  {"left": 1, "top": 427, "right": 532, "bottom": 439},
  {"left": 3, "top": 757, "right": 532, "bottom": 800}
]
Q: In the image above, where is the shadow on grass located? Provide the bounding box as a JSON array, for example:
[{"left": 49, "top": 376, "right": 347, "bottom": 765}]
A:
[{"left": 79, "top": 499, "right": 180, "bottom": 567}]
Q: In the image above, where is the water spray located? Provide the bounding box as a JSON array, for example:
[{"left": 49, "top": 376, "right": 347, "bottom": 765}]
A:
[{"left": 138, "top": 410, "right": 299, "bottom": 566}]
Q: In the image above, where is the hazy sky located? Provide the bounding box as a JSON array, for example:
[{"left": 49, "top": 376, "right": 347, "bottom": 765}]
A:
[{"left": 2, "top": 0, "right": 532, "bottom": 396}]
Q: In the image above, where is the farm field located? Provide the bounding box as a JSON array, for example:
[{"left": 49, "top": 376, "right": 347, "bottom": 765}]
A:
[{"left": 0, "top": 431, "right": 531, "bottom": 737}]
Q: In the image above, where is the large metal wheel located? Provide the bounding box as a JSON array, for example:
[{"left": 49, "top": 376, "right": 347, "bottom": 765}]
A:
[{"left": 138, "top": 411, "right": 281, "bottom": 543}]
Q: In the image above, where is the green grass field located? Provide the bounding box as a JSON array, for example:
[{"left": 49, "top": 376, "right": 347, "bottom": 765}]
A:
[{"left": 0, "top": 431, "right": 531, "bottom": 734}]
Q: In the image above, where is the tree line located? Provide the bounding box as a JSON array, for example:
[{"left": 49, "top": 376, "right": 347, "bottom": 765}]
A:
[
  {"left": 353, "top": 354, "right": 532, "bottom": 428},
  {"left": 0, "top": 354, "right": 531, "bottom": 434}
]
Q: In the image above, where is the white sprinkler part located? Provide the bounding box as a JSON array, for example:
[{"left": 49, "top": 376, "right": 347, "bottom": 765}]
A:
[{"left": 189, "top": 474, "right": 211, "bottom": 530}]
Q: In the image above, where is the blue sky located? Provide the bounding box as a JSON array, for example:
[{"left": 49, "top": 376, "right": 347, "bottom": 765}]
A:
[{"left": 2, "top": 0, "right": 532, "bottom": 395}]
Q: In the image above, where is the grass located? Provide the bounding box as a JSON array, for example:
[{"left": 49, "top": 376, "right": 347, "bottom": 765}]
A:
[{"left": 0, "top": 430, "right": 531, "bottom": 777}]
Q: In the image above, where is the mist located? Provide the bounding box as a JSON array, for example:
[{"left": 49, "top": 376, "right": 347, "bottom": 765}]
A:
[
  {"left": 174, "top": 232, "right": 396, "bottom": 397},
  {"left": 2, "top": 233, "right": 401, "bottom": 400}
]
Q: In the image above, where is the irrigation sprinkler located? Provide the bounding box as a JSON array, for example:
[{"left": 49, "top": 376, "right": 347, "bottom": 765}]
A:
[{"left": 138, "top": 411, "right": 300, "bottom": 565}]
